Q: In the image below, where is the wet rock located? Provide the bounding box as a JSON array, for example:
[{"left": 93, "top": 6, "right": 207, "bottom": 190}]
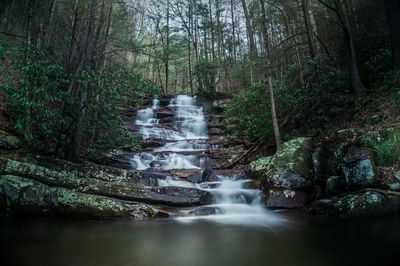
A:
[
  {"left": 0, "top": 130, "right": 21, "bottom": 150},
  {"left": 142, "top": 140, "right": 165, "bottom": 150},
  {"left": 171, "top": 169, "right": 204, "bottom": 183},
  {"left": 340, "top": 145, "right": 376, "bottom": 189},
  {"left": 206, "top": 114, "right": 224, "bottom": 128},
  {"left": 156, "top": 109, "right": 175, "bottom": 119},
  {"left": 310, "top": 191, "right": 400, "bottom": 219},
  {"left": 206, "top": 135, "right": 230, "bottom": 146},
  {"left": 208, "top": 127, "right": 224, "bottom": 135},
  {"left": 208, "top": 145, "right": 245, "bottom": 168},
  {"left": 0, "top": 175, "right": 166, "bottom": 218},
  {"left": 0, "top": 175, "right": 49, "bottom": 214},
  {"left": 0, "top": 158, "right": 211, "bottom": 206},
  {"left": 312, "top": 147, "right": 340, "bottom": 178},
  {"left": 206, "top": 169, "right": 248, "bottom": 182},
  {"left": 159, "top": 116, "right": 175, "bottom": 124},
  {"left": 249, "top": 137, "right": 314, "bottom": 189},
  {"left": 141, "top": 171, "right": 170, "bottom": 186},
  {"left": 189, "top": 206, "right": 218, "bottom": 216},
  {"left": 265, "top": 189, "right": 309, "bottom": 209},
  {"left": 342, "top": 159, "right": 376, "bottom": 189},
  {"left": 326, "top": 176, "right": 347, "bottom": 196}
]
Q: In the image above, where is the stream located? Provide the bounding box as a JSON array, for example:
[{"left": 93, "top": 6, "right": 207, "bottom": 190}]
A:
[{"left": 131, "top": 95, "right": 283, "bottom": 227}]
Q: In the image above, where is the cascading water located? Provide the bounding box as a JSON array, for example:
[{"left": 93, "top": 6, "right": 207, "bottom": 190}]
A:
[
  {"left": 132, "top": 95, "right": 284, "bottom": 228},
  {"left": 132, "top": 95, "right": 211, "bottom": 170}
]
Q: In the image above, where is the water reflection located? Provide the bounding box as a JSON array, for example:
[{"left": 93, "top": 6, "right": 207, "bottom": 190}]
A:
[{"left": 1, "top": 214, "right": 399, "bottom": 266}]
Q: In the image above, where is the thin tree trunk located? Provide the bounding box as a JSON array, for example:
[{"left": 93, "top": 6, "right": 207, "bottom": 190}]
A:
[
  {"left": 208, "top": 0, "right": 216, "bottom": 61},
  {"left": 38, "top": 0, "right": 57, "bottom": 48},
  {"left": 384, "top": 0, "right": 400, "bottom": 69},
  {"left": 259, "top": 0, "right": 282, "bottom": 150},
  {"left": 340, "top": 0, "right": 365, "bottom": 93},
  {"left": 241, "top": 0, "right": 256, "bottom": 84},
  {"left": 67, "top": 0, "right": 98, "bottom": 160},
  {"left": 26, "top": 0, "right": 35, "bottom": 46},
  {"left": 301, "top": 0, "right": 316, "bottom": 58}
]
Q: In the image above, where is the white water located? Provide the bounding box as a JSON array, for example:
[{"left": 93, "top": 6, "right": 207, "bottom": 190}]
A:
[
  {"left": 133, "top": 95, "right": 284, "bottom": 227},
  {"left": 172, "top": 176, "right": 285, "bottom": 228},
  {"left": 133, "top": 95, "right": 210, "bottom": 170}
]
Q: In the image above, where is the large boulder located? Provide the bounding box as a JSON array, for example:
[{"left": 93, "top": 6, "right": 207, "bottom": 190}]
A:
[
  {"left": 0, "top": 130, "right": 21, "bottom": 150},
  {"left": 340, "top": 145, "right": 377, "bottom": 189},
  {"left": 249, "top": 137, "right": 314, "bottom": 189},
  {"left": 310, "top": 191, "right": 400, "bottom": 219},
  {"left": 0, "top": 175, "right": 166, "bottom": 218},
  {"left": 249, "top": 137, "right": 314, "bottom": 208}
]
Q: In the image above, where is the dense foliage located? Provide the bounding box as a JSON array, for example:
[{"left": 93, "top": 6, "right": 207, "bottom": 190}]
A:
[
  {"left": 224, "top": 85, "right": 271, "bottom": 142},
  {"left": 0, "top": 43, "right": 159, "bottom": 155}
]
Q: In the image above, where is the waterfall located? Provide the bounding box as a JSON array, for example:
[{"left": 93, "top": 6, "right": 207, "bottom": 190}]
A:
[{"left": 132, "top": 95, "right": 284, "bottom": 227}]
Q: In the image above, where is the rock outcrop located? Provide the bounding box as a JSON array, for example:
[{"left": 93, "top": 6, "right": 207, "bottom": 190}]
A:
[
  {"left": 310, "top": 191, "right": 400, "bottom": 219},
  {"left": 0, "top": 175, "right": 166, "bottom": 218},
  {"left": 249, "top": 137, "right": 314, "bottom": 208}
]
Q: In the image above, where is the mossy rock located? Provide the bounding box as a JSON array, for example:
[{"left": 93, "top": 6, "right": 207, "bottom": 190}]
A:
[
  {"left": 1, "top": 158, "right": 209, "bottom": 206},
  {"left": 0, "top": 175, "right": 166, "bottom": 218},
  {"left": 310, "top": 191, "right": 399, "bottom": 219},
  {"left": 249, "top": 137, "right": 314, "bottom": 189},
  {"left": 0, "top": 130, "right": 21, "bottom": 150}
]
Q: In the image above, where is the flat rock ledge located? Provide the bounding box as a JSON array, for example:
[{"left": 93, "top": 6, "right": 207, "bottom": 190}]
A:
[{"left": 0, "top": 158, "right": 212, "bottom": 219}]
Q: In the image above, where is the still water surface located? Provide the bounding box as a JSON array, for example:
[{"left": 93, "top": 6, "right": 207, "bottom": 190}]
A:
[{"left": 1, "top": 212, "right": 399, "bottom": 266}]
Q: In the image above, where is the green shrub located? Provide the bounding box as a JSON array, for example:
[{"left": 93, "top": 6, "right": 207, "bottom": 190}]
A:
[
  {"left": 375, "top": 134, "right": 400, "bottom": 166},
  {"left": 85, "top": 70, "right": 159, "bottom": 154},
  {"left": 362, "top": 130, "right": 400, "bottom": 167},
  {"left": 194, "top": 59, "right": 219, "bottom": 94},
  {"left": 224, "top": 85, "right": 272, "bottom": 142},
  {"left": 0, "top": 43, "right": 159, "bottom": 155},
  {"left": 2, "top": 45, "right": 68, "bottom": 148},
  {"left": 224, "top": 57, "right": 351, "bottom": 143}
]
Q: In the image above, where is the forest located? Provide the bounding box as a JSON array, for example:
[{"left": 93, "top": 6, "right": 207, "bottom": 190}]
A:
[
  {"left": 0, "top": 1, "right": 400, "bottom": 265},
  {"left": 0, "top": 0, "right": 399, "bottom": 155}
]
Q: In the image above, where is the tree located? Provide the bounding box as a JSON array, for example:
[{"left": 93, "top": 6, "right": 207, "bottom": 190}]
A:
[
  {"left": 384, "top": 0, "right": 400, "bottom": 70},
  {"left": 317, "top": 0, "right": 366, "bottom": 93},
  {"left": 259, "top": 0, "right": 282, "bottom": 150},
  {"left": 67, "top": 0, "right": 98, "bottom": 160}
]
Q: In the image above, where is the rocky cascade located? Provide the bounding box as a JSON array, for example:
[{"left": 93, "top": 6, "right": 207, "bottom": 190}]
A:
[{"left": 0, "top": 95, "right": 251, "bottom": 221}]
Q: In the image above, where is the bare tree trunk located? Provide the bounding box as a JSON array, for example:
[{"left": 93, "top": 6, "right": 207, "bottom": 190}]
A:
[
  {"left": 38, "top": 0, "right": 57, "bottom": 48},
  {"left": 165, "top": 0, "right": 170, "bottom": 94},
  {"left": 241, "top": 0, "right": 256, "bottom": 84},
  {"left": 26, "top": 0, "right": 35, "bottom": 46},
  {"left": 340, "top": 0, "right": 365, "bottom": 93},
  {"left": 301, "top": 0, "right": 316, "bottom": 58},
  {"left": 230, "top": 0, "right": 236, "bottom": 62},
  {"left": 259, "top": 0, "right": 282, "bottom": 150},
  {"left": 384, "top": 0, "right": 400, "bottom": 69},
  {"left": 67, "top": 0, "right": 98, "bottom": 160},
  {"left": 208, "top": 0, "right": 216, "bottom": 61}
]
